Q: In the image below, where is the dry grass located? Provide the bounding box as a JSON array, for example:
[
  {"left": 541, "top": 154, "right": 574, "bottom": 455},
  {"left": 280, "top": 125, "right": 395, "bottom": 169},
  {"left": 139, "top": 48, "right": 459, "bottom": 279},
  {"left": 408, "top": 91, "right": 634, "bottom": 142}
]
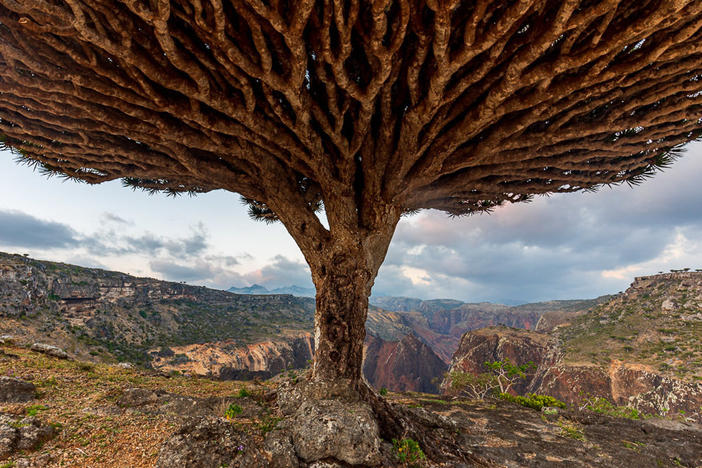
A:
[{"left": 0, "top": 344, "right": 259, "bottom": 467}]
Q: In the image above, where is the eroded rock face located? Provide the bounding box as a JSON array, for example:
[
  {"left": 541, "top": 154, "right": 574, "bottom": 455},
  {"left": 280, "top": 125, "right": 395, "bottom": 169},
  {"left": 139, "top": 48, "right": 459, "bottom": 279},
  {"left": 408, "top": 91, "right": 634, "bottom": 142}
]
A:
[
  {"left": 363, "top": 333, "right": 447, "bottom": 393},
  {"left": 0, "top": 377, "right": 35, "bottom": 403},
  {"left": 442, "top": 327, "right": 557, "bottom": 395},
  {"left": 444, "top": 326, "right": 702, "bottom": 422},
  {"left": 149, "top": 334, "right": 314, "bottom": 380}
]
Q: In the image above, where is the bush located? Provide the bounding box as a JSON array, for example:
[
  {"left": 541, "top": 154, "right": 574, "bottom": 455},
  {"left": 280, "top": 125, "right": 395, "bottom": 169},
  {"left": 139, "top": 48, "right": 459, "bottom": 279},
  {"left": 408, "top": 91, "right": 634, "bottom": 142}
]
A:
[
  {"left": 379, "top": 387, "right": 388, "bottom": 396},
  {"left": 237, "top": 387, "right": 252, "bottom": 398},
  {"left": 224, "top": 403, "right": 242, "bottom": 420},
  {"left": 580, "top": 396, "right": 648, "bottom": 419},
  {"left": 499, "top": 393, "right": 566, "bottom": 411},
  {"left": 392, "top": 438, "right": 426, "bottom": 466}
]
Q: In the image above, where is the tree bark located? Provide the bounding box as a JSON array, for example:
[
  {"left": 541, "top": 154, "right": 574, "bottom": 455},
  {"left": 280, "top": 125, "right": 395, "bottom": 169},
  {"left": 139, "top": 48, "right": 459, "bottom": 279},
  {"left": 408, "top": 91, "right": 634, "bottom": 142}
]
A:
[{"left": 311, "top": 253, "right": 375, "bottom": 383}]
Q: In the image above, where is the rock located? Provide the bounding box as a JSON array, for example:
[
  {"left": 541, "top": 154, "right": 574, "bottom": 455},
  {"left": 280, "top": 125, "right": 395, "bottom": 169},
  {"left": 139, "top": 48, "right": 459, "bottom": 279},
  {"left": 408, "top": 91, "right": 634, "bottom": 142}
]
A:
[
  {"left": 0, "top": 335, "right": 15, "bottom": 345},
  {"left": 0, "top": 415, "right": 19, "bottom": 459},
  {"left": 117, "top": 388, "right": 160, "bottom": 407},
  {"left": 290, "top": 399, "right": 382, "bottom": 466},
  {"left": 262, "top": 431, "right": 299, "bottom": 468},
  {"left": 661, "top": 298, "right": 677, "bottom": 312},
  {"left": 15, "top": 417, "right": 55, "bottom": 450},
  {"left": 13, "top": 453, "right": 53, "bottom": 468},
  {"left": 0, "top": 414, "right": 55, "bottom": 460},
  {"left": 156, "top": 418, "right": 253, "bottom": 468},
  {"left": 30, "top": 343, "right": 68, "bottom": 359},
  {"left": 0, "top": 377, "right": 36, "bottom": 403},
  {"left": 116, "top": 362, "right": 134, "bottom": 369}
]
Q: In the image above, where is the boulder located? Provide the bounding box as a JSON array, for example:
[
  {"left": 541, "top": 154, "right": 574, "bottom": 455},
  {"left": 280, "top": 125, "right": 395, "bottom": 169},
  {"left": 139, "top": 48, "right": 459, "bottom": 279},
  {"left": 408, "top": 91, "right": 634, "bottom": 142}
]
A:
[
  {"left": 117, "top": 388, "right": 160, "bottom": 407},
  {"left": 0, "top": 414, "right": 55, "bottom": 460},
  {"left": 156, "top": 417, "right": 259, "bottom": 468},
  {"left": 30, "top": 343, "right": 68, "bottom": 359},
  {"left": 262, "top": 431, "right": 299, "bottom": 468},
  {"left": 0, "top": 377, "right": 35, "bottom": 403},
  {"left": 0, "top": 335, "right": 15, "bottom": 345},
  {"left": 289, "top": 399, "right": 383, "bottom": 466}
]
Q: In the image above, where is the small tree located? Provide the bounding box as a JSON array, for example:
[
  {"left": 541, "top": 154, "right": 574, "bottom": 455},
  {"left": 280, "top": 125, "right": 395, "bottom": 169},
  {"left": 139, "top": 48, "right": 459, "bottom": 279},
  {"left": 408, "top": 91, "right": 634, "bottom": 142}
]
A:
[
  {"left": 484, "top": 359, "right": 536, "bottom": 394},
  {"left": 448, "top": 359, "right": 535, "bottom": 399}
]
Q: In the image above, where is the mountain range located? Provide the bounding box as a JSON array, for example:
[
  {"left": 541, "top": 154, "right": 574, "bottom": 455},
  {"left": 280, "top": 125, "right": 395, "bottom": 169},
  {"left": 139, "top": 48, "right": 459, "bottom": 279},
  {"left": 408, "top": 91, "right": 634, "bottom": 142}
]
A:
[{"left": 227, "top": 284, "right": 316, "bottom": 297}]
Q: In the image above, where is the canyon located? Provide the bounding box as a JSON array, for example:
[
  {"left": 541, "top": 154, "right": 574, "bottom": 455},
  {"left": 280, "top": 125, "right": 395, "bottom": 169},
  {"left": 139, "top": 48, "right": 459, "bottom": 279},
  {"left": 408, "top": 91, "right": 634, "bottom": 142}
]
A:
[
  {"left": 0, "top": 251, "right": 600, "bottom": 391},
  {"left": 443, "top": 272, "right": 702, "bottom": 421}
]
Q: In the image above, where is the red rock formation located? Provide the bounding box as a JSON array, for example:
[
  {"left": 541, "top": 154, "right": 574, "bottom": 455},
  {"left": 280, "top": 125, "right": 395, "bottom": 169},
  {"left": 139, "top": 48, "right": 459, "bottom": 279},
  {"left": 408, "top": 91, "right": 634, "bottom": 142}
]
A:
[
  {"left": 363, "top": 334, "right": 447, "bottom": 394},
  {"left": 445, "top": 326, "right": 702, "bottom": 421},
  {"left": 441, "top": 327, "right": 556, "bottom": 395}
]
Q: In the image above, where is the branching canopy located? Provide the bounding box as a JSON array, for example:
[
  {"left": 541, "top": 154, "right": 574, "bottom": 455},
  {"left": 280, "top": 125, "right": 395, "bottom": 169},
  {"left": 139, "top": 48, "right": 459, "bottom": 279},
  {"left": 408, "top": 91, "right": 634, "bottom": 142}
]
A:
[{"left": 1, "top": 0, "right": 701, "bottom": 223}]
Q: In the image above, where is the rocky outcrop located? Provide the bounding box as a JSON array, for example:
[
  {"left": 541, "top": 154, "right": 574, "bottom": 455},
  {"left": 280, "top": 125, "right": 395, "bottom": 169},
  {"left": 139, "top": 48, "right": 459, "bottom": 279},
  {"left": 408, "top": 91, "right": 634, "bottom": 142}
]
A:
[
  {"left": 149, "top": 334, "right": 315, "bottom": 380},
  {"left": 30, "top": 343, "right": 68, "bottom": 360},
  {"left": 0, "top": 377, "right": 35, "bottom": 403},
  {"left": 0, "top": 415, "right": 56, "bottom": 460},
  {"left": 445, "top": 326, "right": 702, "bottom": 422},
  {"left": 442, "top": 327, "right": 557, "bottom": 395},
  {"left": 363, "top": 334, "right": 447, "bottom": 393},
  {"left": 534, "top": 361, "right": 702, "bottom": 418}
]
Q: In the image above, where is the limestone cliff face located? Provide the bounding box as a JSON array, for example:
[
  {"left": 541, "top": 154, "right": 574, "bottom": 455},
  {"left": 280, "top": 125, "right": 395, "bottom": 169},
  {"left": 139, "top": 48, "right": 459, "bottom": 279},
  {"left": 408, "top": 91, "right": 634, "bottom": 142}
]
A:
[
  {"left": 149, "top": 333, "right": 315, "bottom": 379},
  {"left": 0, "top": 252, "right": 315, "bottom": 366},
  {"left": 363, "top": 334, "right": 447, "bottom": 394}
]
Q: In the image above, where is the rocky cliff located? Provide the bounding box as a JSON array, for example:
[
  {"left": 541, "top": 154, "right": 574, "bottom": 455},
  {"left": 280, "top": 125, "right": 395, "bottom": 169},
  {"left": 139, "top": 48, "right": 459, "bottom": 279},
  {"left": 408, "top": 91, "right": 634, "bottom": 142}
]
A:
[
  {"left": 0, "top": 252, "right": 316, "bottom": 368},
  {"left": 443, "top": 272, "right": 702, "bottom": 421},
  {"left": 150, "top": 333, "right": 315, "bottom": 380},
  {"left": 369, "top": 296, "right": 606, "bottom": 363},
  {"left": 363, "top": 333, "right": 447, "bottom": 393}
]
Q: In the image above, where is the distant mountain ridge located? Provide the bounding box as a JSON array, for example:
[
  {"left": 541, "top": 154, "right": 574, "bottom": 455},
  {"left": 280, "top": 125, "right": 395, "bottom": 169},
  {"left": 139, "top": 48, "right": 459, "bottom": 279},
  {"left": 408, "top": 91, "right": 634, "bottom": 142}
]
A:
[{"left": 227, "top": 284, "right": 316, "bottom": 297}]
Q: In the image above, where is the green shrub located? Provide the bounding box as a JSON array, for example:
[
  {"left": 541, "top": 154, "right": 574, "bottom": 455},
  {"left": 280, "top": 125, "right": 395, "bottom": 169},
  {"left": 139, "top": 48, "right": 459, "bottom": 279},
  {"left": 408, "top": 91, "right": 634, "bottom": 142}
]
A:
[
  {"left": 499, "top": 393, "right": 566, "bottom": 411},
  {"left": 257, "top": 412, "right": 281, "bottom": 435},
  {"left": 379, "top": 387, "right": 388, "bottom": 396},
  {"left": 392, "top": 438, "right": 426, "bottom": 465},
  {"left": 237, "top": 387, "right": 252, "bottom": 398},
  {"left": 224, "top": 403, "right": 242, "bottom": 420},
  {"left": 26, "top": 404, "right": 47, "bottom": 417},
  {"left": 580, "top": 396, "right": 649, "bottom": 419}
]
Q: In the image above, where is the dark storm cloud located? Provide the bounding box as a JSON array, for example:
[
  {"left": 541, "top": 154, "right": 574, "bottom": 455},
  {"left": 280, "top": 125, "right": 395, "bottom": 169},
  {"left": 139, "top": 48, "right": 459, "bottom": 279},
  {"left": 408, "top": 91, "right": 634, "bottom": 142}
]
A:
[{"left": 0, "top": 210, "right": 80, "bottom": 248}]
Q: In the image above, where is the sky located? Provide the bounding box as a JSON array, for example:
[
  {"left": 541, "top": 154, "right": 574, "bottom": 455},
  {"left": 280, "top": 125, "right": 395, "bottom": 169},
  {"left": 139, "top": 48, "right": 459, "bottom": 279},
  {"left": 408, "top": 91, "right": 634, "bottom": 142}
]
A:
[{"left": 1, "top": 141, "right": 702, "bottom": 304}]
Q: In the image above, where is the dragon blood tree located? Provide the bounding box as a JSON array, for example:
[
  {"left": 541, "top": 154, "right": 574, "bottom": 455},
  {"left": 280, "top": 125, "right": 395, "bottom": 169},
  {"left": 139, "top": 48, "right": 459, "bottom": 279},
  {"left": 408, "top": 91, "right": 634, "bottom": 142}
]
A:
[{"left": 1, "top": 0, "right": 702, "bottom": 436}]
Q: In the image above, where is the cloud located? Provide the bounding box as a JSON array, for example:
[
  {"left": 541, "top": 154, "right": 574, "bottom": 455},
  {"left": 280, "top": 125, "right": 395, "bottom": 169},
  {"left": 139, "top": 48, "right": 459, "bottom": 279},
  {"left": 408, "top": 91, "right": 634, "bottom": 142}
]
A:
[
  {"left": 101, "top": 212, "right": 131, "bottom": 225},
  {"left": 149, "top": 259, "right": 219, "bottom": 283},
  {"left": 84, "top": 223, "right": 209, "bottom": 258},
  {"left": 242, "top": 255, "right": 312, "bottom": 289},
  {"left": 374, "top": 143, "right": 702, "bottom": 303},
  {"left": 0, "top": 210, "right": 80, "bottom": 249}
]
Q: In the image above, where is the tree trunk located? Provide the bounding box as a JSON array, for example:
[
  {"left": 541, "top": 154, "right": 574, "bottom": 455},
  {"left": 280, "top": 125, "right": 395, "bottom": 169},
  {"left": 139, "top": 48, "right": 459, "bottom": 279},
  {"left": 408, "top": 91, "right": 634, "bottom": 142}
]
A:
[{"left": 311, "top": 253, "right": 374, "bottom": 384}]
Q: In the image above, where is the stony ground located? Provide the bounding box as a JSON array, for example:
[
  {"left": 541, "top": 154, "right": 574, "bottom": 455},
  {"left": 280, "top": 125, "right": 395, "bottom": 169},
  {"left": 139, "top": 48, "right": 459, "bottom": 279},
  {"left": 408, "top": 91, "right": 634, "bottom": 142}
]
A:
[{"left": 1, "top": 342, "right": 701, "bottom": 467}]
